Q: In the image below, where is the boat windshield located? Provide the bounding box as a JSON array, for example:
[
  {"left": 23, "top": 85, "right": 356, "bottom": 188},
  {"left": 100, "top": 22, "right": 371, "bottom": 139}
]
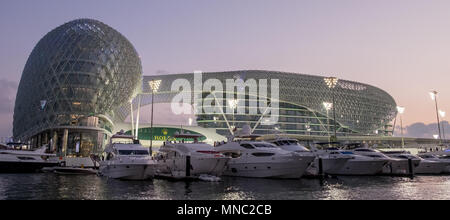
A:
[
  {"left": 118, "top": 150, "right": 149, "bottom": 155},
  {"left": 254, "top": 144, "right": 277, "bottom": 148},
  {"left": 354, "top": 148, "right": 380, "bottom": 153},
  {"left": 112, "top": 138, "right": 135, "bottom": 144},
  {"left": 340, "top": 151, "right": 354, "bottom": 155},
  {"left": 274, "top": 140, "right": 298, "bottom": 146}
]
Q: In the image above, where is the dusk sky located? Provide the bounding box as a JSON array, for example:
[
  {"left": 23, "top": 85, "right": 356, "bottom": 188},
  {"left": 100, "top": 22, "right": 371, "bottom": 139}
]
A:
[{"left": 1, "top": 0, "right": 450, "bottom": 138}]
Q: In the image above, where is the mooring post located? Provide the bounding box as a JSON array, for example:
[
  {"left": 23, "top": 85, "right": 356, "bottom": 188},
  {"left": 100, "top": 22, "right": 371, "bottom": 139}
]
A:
[
  {"left": 318, "top": 158, "right": 324, "bottom": 178},
  {"left": 408, "top": 158, "right": 414, "bottom": 178},
  {"left": 186, "top": 155, "right": 191, "bottom": 177}
]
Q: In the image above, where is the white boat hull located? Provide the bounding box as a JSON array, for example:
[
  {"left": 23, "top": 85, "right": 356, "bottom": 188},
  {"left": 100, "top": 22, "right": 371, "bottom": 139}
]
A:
[
  {"left": 381, "top": 159, "right": 420, "bottom": 175},
  {"left": 157, "top": 157, "right": 229, "bottom": 178},
  {"left": 100, "top": 164, "right": 156, "bottom": 180},
  {"left": 305, "top": 157, "right": 350, "bottom": 176},
  {"left": 415, "top": 161, "right": 447, "bottom": 174},
  {"left": 224, "top": 156, "right": 314, "bottom": 179},
  {"left": 328, "top": 160, "right": 387, "bottom": 176}
]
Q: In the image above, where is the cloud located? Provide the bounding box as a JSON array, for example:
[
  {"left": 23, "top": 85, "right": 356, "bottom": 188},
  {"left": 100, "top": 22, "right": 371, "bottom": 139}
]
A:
[
  {"left": 399, "top": 121, "right": 450, "bottom": 138},
  {"left": 0, "top": 78, "right": 18, "bottom": 113}
]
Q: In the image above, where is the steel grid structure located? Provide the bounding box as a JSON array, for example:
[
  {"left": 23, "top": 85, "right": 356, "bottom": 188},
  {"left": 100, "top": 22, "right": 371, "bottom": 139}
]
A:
[
  {"left": 114, "top": 70, "right": 397, "bottom": 136},
  {"left": 13, "top": 19, "right": 142, "bottom": 141}
]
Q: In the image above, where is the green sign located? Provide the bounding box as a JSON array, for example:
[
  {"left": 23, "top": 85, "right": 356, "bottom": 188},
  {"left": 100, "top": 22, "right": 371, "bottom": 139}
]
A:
[{"left": 125, "top": 127, "right": 206, "bottom": 141}]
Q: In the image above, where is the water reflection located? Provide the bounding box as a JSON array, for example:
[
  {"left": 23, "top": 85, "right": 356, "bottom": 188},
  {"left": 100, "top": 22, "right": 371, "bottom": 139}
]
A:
[{"left": 0, "top": 174, "right": 449, "bottom": 200}]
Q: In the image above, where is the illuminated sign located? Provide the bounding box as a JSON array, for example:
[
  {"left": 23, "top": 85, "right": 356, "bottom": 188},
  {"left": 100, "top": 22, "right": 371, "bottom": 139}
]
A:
[{"left": 125, "top": 127, "right": 206, "bottom": 141}]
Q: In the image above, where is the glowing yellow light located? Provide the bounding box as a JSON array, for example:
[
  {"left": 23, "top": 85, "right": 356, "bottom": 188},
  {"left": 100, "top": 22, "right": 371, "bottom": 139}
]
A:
[
  {"left": 429, "top": 90, "right": 437, "bottom": 100},
  {"left": 324, "top": 77, "right": 339, "bottom": 89},
  {"left": 323, "top": 102, "right": 333, "bottom": 111},
  {"left": 149, "top": 80, "right": 162, "bottom": 93},
  {"left": 228, "top": 99, "right": 238, "bottom": 109},
  {"left": 396, "top": 106, "right": 405, "bottom": 114},
  {"left": 439, "top": 110, "right": 446, "bottom": 118}
]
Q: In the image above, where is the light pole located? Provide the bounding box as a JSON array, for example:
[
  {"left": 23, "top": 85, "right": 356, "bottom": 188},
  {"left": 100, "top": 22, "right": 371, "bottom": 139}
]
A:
[
  {"left": 148, "top": 79, "right": 161, "bottom": 155},
  {"left": 429, "top": 91, "right": 442, "bottom": 143},
  {"left": 397, "top": 106, "right": 405, "bottom": 148},
  {"left": 324, "top": 77, "right": 339, "bottom": 141},
  {"left": 439, "top": 110, "right": 446, "bottom": 144},
  {"left": 228, "top": 99, "right": 238, "bottom": 133},
  {"left": 323, "top": 102, "right": 333, "bottom": 142}
]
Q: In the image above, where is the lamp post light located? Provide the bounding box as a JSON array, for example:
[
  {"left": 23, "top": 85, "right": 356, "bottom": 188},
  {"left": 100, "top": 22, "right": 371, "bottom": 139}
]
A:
[
  {"left": 228, "top": 99, "right": 238, "bottom": 132},
  {"left": 306, "top": 122, "right": 311, "bottom": 136},
  {"left": 429, "top": 91, "right": 442, "bottom": 143},
  {"left": 323, "top": 102, "right": 333, "bottom": 141},
  {"left": 397, "top": 106, "right": 405, "bottom": 148},
  {"left": 439, "top": 110, "right": 446, "bottom": 143},
  {"left": 324, "top": 77, "right": 339, "bottom": 140},
  {"left": 148, "top": 79, "right": 161, "bottom": 155}
]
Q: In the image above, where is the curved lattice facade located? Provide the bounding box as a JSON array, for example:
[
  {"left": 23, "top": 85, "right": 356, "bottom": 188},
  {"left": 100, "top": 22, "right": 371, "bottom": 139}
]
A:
[
  {"left": 13, "top": 19, "right": 142, "bottom": 145},
  {"left": 115, "top": 70, "right": 397, "bottom": 137}
]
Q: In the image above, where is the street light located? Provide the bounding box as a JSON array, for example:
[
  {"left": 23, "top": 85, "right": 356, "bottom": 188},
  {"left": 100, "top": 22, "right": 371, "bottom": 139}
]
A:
[
  {"left": 324, "top": 77, "right": 339, "bottom": 140},
  {"left": 228, "top": 99, "right": 238, "bottom": 132},
  {"left": 439, "top": 110, "right": 446, "bottom": 143},
  {"left": 397, "top": 106, "right": 405, "bottom": 147},
  {"left": 148, "top": 79, "right": 161, "bottom": 155},
  {"left": 323, "top": 102, "right": 333, "bottom": 139},
  {"left": 429, "top": 90, "right": 442, "bottom": 143}
]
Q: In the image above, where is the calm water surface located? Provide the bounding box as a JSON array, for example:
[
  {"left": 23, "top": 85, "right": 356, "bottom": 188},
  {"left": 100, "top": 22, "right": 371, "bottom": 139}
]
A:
[{"left": 0, "top": 174, "right": 449, "bottom": 200}]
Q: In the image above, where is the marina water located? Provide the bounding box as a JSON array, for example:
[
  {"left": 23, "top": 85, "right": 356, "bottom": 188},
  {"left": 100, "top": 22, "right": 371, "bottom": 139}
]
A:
[{"left": 0, "top": 174, "right": 449, "bottom": 200}]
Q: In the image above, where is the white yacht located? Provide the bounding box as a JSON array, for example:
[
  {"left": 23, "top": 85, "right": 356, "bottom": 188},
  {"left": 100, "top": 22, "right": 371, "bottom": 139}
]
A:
[
  {"left": 381, "top": 151, "right": 446, "bottom": 174},
  {"left": 214, "top": 138, "right": 315, "bottom": 179},
  {"left": 419, "top": 152, "right": 450, "bottom": 174},
  {"left": 318, "top": 147, "right": 389, "bottom": 176},
  {"left": 99, "top": 133, "right": 157, "bottom": 180},
  {"left": 156, "top": 133, "right": 230, "bottom": 179},
  {"left": 414, "top": 154, "right": 448, "bottom": 174},
  {"left": 347, "top": 147, "right": 411, "bottom": 175},
  {"left": 268, "top": 139, "right": 349, "bottom": 176},
  {"left": 0, "top": 143, "right": 59, "bottom": 173}
]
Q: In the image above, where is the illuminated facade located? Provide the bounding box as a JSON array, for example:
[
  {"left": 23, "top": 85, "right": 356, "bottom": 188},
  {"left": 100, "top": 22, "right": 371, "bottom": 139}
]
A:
[
  {"left": 115, "top": 71, "right": 398, "bottom": 138},
  {"left": 13, "top": 19, "right": 142, "bottom": 155}
]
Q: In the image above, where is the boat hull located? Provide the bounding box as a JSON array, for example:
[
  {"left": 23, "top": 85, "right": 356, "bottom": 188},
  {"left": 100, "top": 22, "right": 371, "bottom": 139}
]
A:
[
  {"left": 415, "top": 161, "right": 447, "bottom": 174},
  {"left": 0, "top": 161, "right": 58, "bottom": 173},
  {"left": 157, "top": 157, "right": 229, "bottom": 178},
  {"left": 305, "top": 157, "right": 350, "bottom": 176},
  {"left": 224, "top": 156, "right": 314, "bottom": 179},
  {"left": 53, "top": 167, "right": 98, "bottom": 175},
  {"left": 100, "top": 164, "right": 156, "bottom": 180},
  {"left": 328, "top": 160, "right": 387, "bottom": 176},
  {"left": 381, "top": 159, "right": 420, "bottom": 175}
]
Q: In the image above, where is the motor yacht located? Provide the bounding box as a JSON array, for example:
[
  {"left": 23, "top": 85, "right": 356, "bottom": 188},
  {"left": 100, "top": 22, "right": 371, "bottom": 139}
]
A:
[
  {"left": 381, "top": 151, "right": 446, "bottom": 174},
  {"left": 346, "top": 147, "right": 411, "bottom": 175},
  {"left": 316, "top": 147, "right": 389, "bottom": 176},
  {"left": 0, "top": 143, "right": 59, "bottom": 173},
  {"left": 214, "top": 137, "right": 314, "bottom": 179},
  {"left": 156, "top": 133, "right": 230, "bottom": 179},
  {"left": 99, "top": 133, "right": 157, "bottom": 180},
  {"left": 414, "top": 154, "right": 448, "bottom": 174},
  {"left": 419, "top": 153, "right": 450, "bottom": 174},
  {"left": 268, "top": 138, "right": 349, "bottom": 176}
]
